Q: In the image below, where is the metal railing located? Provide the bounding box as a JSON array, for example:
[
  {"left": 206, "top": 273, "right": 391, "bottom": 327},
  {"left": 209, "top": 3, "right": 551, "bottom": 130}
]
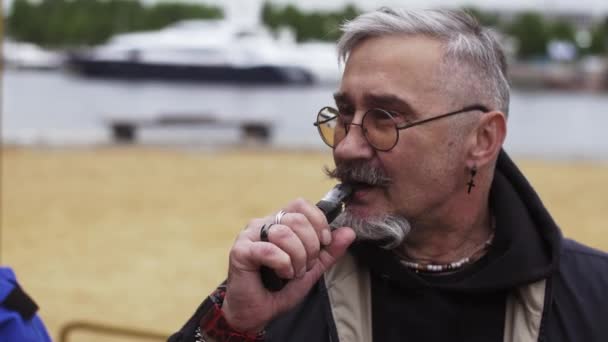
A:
[{"left": 59, "top": 320, "right": 169, "bottom": 342}]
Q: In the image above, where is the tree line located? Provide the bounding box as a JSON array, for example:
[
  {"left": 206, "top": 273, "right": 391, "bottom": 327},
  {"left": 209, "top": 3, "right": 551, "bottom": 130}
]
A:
[
  {"left": 5, "top": 0, "right": 608, "bottom": 59},
  {"left": 261, "top": 2, "right": 359, "bottom": 42},
  {"left": 6, "top": 0, "right": 222, "bottom": 47},
  {"left": 468, "top": 9, "right": 608, "bottom": 58}
]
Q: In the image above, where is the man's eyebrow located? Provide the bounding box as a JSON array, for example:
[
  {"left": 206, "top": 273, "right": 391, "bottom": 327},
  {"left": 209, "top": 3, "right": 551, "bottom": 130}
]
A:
[
  {"left": 332, "top": 92, "right": 351, "bottom": 105},
  {"left": 364, "top": 93, "right": 418, "bottom": 116},
  {"left": 332, "top": 92, "right": 419, "bottom": 117}
]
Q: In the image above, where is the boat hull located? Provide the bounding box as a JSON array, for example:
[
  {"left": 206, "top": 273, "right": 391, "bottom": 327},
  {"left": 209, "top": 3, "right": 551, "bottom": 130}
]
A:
[{"left": 67, "top": 56, "right": 315, "bottom": 85}]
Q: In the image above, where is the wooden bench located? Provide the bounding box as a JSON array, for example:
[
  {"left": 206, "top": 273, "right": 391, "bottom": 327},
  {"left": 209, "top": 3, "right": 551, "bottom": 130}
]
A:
[{"left": 107, "top": 114, "right": 272, "bottom": 144}]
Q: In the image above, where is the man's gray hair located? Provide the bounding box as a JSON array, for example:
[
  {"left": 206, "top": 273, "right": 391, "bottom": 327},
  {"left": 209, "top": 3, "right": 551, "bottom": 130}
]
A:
[{"left": 337, "top": 8, "right": 510, "bottom": 116}]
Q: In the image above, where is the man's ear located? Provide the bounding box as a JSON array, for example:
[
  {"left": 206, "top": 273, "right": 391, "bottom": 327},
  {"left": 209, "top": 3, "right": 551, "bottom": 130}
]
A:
[{"left": 467, "top": 111, "right": 507, "bottom": 168}]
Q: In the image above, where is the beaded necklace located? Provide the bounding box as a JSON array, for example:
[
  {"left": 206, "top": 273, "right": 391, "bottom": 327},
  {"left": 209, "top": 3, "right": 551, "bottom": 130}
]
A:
[{"left": 399, "top": 219, "right": 496, "bottom": 273}]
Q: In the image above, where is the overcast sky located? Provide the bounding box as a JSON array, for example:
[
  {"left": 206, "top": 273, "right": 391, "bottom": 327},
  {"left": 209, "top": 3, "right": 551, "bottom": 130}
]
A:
[{"left": 4, "top": 0, "right": 608, "bottom": 16}]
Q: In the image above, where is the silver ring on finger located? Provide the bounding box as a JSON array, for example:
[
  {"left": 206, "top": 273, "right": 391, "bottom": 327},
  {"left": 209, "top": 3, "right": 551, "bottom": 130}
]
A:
[{"left": 275, "top": 210, "right": 287, "bottom": 225}]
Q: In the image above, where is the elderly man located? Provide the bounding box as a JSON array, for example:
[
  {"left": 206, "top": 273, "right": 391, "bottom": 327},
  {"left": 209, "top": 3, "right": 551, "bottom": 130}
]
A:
[{"left": 170, "top": 8, "right": 608, "bottom": 342}]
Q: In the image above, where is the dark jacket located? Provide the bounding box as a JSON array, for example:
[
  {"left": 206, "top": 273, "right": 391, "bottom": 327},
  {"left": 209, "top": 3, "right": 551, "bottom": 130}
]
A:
[{"left": 170, "top": 151, "right": 608, "bottom": 342}]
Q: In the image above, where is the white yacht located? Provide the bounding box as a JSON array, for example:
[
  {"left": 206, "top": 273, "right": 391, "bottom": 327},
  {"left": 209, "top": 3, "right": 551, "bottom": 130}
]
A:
[{"left": 67, "top": 19, "right": 338, "bottom": 84}]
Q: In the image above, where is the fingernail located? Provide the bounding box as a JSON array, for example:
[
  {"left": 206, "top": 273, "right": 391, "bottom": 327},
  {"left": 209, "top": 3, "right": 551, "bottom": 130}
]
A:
[{"left": 322, "top": 229, "right": 332, "bottom": 246}]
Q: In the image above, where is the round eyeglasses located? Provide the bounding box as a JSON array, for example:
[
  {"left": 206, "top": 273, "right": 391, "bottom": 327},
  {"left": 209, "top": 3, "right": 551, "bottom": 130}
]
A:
[{"left": 314, "top": 105, "right": 489, "bottom": 152}]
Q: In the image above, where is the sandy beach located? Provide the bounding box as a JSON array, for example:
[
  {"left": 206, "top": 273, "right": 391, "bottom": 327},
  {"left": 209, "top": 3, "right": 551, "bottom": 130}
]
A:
[{"left": 2, "top": 146, "right": 607, "bottom": 341}]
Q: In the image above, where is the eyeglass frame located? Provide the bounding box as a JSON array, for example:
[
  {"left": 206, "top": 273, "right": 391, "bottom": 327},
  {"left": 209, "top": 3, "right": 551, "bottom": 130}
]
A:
[{"left": 314, "top": 104, "right": 490, "bottom": 152}]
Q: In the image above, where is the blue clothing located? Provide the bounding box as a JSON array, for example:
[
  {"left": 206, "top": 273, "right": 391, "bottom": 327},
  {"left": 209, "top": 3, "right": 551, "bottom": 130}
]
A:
[{"left": 0, "top": 267, "right": 52, "bottom": 342}]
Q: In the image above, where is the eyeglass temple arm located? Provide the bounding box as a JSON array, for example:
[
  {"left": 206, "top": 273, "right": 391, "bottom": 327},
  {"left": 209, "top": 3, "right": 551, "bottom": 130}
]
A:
[{"left": 397, "top": 105, "right": 489, "bottom": 130}]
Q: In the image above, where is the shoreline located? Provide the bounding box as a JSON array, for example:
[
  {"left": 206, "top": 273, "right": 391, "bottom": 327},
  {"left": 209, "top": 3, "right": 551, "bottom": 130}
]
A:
[{"left": 3, "top": 144, "right": 608, "bottom": 163}]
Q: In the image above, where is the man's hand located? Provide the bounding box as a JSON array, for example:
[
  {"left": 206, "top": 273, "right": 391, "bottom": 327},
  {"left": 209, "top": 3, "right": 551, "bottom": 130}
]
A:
[{"left": 221, "top": 198, "right": 356, "bottom": 334}]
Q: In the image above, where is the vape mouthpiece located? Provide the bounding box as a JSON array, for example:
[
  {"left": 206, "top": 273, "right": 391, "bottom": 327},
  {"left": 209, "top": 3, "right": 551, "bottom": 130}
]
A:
[
  {"left": 319, "top": 183, "right": 353, "bottom": 205},
  {"left": 316, "top": 184, "right": 353, "bottom": 225}
]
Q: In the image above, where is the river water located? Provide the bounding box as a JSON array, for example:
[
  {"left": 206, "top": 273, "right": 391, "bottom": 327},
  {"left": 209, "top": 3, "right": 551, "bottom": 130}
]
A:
[{"left": 3, "top": 69, "right": 607, "bottom": 160}]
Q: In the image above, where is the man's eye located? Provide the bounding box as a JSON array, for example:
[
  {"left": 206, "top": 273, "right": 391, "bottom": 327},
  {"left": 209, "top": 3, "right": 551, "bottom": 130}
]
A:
[
  {"left": 367, "top": 109, "right": 395, "bottom": 122},
  {"left": 373, "top": 111, "right": 393, "bottom": 121},
  {"left": 386, "top": 111, "right": 411, "bottom": 125}
]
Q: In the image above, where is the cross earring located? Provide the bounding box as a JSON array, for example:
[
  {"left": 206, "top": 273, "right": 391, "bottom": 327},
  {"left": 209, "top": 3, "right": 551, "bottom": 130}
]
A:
[{"left": 467, "top": 165, "right": 477, "bottom": 194}]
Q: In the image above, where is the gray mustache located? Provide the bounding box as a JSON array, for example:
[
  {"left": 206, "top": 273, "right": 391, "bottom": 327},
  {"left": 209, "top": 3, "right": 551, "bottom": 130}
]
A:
[{"left": 324, "top": 162, "right": 392, "bottom": 187}]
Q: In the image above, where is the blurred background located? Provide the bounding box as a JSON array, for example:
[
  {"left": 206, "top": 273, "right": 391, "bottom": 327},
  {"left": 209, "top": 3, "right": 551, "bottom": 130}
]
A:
[{"left": 1, "top": 0, "right": 607, "bottom": 341}]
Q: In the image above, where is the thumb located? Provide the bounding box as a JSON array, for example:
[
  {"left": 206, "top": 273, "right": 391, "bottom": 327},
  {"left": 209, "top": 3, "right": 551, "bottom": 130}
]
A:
[
  {"left": 277, "top": 226, "right": 356, "bottom": 302},
  {"left": 318, "top": 227, "right": 356, "bottom": 270}
]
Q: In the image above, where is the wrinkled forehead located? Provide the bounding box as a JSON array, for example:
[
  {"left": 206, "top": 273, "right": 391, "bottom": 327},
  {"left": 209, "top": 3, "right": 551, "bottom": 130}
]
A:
[{"left": 339, "top": 34, "right": 449, "bottom": 115}]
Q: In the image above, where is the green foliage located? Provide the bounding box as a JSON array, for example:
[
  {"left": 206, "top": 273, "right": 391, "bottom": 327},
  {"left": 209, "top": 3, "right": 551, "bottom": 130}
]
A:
[
  {"left": 462, "top": 7, "right": 501, "bottom": 27},
  {"left": 586, "top": 25, "right": 607, "bottom": 55},
  {"left": 260, "top": 1, "right": 360, "bottom": 42},
  {"left": 506, "top": 12, "right": 550, "bottom": 59},
  {"left": 6, "top": 0, "right": 606, "bottom": 59},
  {"left": 548, "top": 20, "right": 576, "bottom": 42},
  {"left": 6, "top": 0, "right": 223, "bottom": 47},
  {"left": 144, "top": 2, "right": 222, "bottom": 31}
]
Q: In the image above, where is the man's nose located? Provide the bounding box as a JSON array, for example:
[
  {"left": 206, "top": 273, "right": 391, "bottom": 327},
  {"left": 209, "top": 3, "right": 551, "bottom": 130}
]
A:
[{"left": 333, "top": 122, "right": 375, "bottom": 161}]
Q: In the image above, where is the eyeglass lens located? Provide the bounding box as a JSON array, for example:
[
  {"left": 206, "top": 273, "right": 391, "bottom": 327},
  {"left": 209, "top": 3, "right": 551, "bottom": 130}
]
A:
[{"left": 316, "top": 107, "right": 398, "bottom": 151}]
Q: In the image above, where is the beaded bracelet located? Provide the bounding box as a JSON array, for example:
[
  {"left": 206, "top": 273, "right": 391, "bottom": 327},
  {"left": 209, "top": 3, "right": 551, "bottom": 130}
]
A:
[{"left": 197, "top": 285, "right": 265, "bottom": 342}]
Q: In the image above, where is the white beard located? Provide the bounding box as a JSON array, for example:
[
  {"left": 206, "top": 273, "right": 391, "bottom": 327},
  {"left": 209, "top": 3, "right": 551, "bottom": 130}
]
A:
[{"left": 331, "top": 209, "right": 412, "bottom": 249}]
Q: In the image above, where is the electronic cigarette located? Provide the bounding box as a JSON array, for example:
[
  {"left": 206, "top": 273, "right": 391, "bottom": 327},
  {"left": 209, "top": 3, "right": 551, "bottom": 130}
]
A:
[{"left": 261, "top": 184, "right": 353, "bottom": 291}]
